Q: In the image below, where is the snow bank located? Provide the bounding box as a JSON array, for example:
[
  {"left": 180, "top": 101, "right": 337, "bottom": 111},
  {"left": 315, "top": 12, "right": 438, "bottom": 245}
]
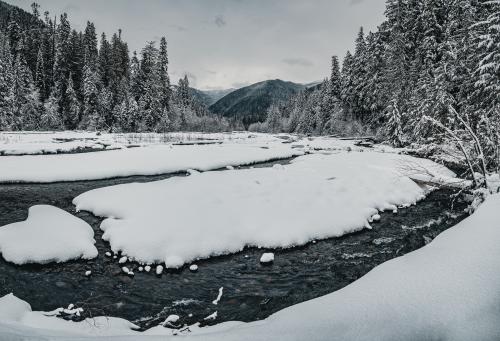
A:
[
  {"left": 0, "top": 143, "right": 302, "bottom": 183},
  {"left": 0, "top": 294, "right": 139, "bottom": 339},
  {"left": 0, "top": 205, "right": 97, "bottom": 265},
  {"left": 0, "top": 131, "right": 288, "bottom": 155},
  {"left": 2, "top": 194, "right": 500, "bottom": 340},
  {"left": 73, "top": 151, "right": 453, "bottom": 268}
]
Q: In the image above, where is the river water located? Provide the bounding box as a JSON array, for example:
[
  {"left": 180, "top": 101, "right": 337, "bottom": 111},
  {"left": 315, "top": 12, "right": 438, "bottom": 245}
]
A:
[{"left": 0, "top": 160, "right": 468, "bottom": 330}]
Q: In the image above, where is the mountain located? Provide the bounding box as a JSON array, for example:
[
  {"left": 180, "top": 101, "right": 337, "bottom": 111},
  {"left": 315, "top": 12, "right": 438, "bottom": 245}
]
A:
[
  {"left": 189, "top": 88, "right": 236, "bottom": 107},
  {"left": 209, "top": 79, "right": 305, "bottom": 126},
  {"left": 0, "top": 0, "right": 43, "bottom": 32}
]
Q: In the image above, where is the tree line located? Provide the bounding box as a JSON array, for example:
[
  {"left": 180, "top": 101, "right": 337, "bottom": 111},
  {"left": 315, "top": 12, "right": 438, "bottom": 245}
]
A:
[
  {"left": 254, "top": 0, "right": 499, "bottom": 177},
  {"left": 0, "top": 2, "right": 230, "bottom": 132}
]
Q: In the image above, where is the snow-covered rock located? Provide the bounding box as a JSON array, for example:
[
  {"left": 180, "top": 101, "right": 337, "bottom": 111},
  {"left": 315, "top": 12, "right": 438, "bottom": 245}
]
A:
[
  {"left": 189, "top": 264, "right": 198, "bottom": 272},
  {"left": 74, "top": 152, "right": 453, "bottom": 268},
  {"left": 156, "top": 265, "right": 164, "bottom": 275},
  {"left": 162, "top": 315, "right": 180, "bottom": 326},
  {"left": 212, "top": 287, "right": 223, "bottom": 305},
  {"left": 118, "top": 256, "right": 128, "bottom": 264},
  {"left": 260, "top": 253, "right": 275, "bottom": 264},
  {"left": 0, "top": 205, "right": 97, "bottom": 265},
  {"left": 84, "top": 271, "right": 91, "bottom": 277}
]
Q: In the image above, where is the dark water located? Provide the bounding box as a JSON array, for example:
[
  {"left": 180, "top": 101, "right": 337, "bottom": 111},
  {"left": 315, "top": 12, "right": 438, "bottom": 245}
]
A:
[{"left": 0, "top": 162, "right": 468, "bottom": 330}]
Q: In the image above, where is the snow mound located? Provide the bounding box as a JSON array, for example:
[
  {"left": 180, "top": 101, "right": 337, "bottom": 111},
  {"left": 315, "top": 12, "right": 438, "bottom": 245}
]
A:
[
  {"left": 0, "top": 143, "right": 302, "bottom": 183},
  {"left": 260, "top": 253, "right": 275, "bottom": 263},
  {"left": 0, "top": 205, "right": 98, "bottom": 265},
  {"left": 73, "top": 151, "right": 453, "bottom": 268}
]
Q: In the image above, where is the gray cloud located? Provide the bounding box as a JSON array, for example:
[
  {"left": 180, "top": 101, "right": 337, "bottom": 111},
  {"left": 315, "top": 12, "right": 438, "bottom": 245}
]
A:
[
  {"left": 282, "top": 58, "right": 314, "bottom": 67},
  {"left": 214, "top": 15, "right": 226, "bottom": 27}
]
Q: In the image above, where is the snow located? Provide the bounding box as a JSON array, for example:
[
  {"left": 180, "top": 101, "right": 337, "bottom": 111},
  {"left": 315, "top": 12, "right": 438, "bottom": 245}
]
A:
[
  {"left": 260, "top": 253, "right": 275, "bottom": 263},
  {"left": 189, "top": 264, "right": 198, "bottom": 271},
  {"left": 0, "top": 294, "right": 140, "bottom": 338},
  {"left": 156, "top": 265, "right": 164, "bottom": 275},
  {"left": 2, "top": 194, "right": 500, "bottom": 339},
  {"left": 204, "top": 311, "right": 218, "bottom": 321},
  {"left": 212, "top": 287, "right": 224, "bottom": 305},
  {"left": 0, "top": 143, "right": 303, "bottom": 183},
  {"left": 85, "top": 270, "right": 92, "bottom": 277},
  {"left": 73, "top": 151, "right": 454, "bottom": 268},
  {"left": 0, "top": 131, "right": 288, "bottom": 155},
  {"left": 118, "top": 256, "right": 128, "bottom": 264},
  {"left": 162, "top": 315, "right": 180, "bottom": 326},
  {"left": 0, "top": 205, "right": 97, "bottom": 265}
]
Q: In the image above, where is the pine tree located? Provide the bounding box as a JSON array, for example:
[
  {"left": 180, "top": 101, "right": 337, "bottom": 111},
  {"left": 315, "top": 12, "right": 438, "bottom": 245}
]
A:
[
  {"left": 330, "top": 55, "right": 341, "bottom": 98},
  {"left": 64, "top": 74, "right": 80, "bottom": 129},
  {"left": 98, "top": 33, "right": 112, "bottom": 88},
  {"left": 158, "top": 36, "right": 171, "bottom": 112},
  {"left": 80, "top": 64, "right": 101, "bottom": 130},
  {"left": 52, "top": 13, "right": 72, "bottom": 126},
  {"left": 0, "top": 33, "right": 13, "bottom": 129}
]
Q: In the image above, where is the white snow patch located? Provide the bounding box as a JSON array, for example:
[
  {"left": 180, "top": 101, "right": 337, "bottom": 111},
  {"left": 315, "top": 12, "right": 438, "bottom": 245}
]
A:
[
  {"left": 189, "top": 264, "right": 198, "bottom": 272},
  {"left": 204, "top": 311, "right": 218, "bottom": 321},
  {"left": 0, "top": 143, "right": 302, "bottom": 183},
  {"left": 73, "top": 152, "right": 453, "bottom": 268},
  {"left": 212, "top": 287, "right": 223, "bottom": 305},
  {"left": 0, "top": 205, "right": 97, "bottom": 265},
  {"left": 260, "top": 253, "right": 275, "bottom": 264},
  {"left": 162, "top": 315, "right": 180, "bottom": 326}
]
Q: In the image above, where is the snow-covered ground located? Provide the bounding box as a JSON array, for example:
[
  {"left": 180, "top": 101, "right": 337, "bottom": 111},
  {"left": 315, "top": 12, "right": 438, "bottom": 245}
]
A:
[
  {"left": 2, "top": 193, "right": 500, "bottom": 340},
  {"left": 0, "top": 143, "right": 303, "bottom": 183},
  {"left": 73, "top": 151, "right": 454, "bottom": 268},
  {"left": 0, "top": 131, "right": 290, "bottom": 156},
  {"left": 0, "top": 205, "right": 97, "bottom": 265}
]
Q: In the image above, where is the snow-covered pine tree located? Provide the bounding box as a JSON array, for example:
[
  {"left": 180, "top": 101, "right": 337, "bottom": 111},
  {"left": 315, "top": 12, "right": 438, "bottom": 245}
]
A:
[
  {"left": 158, "top": 37, "right": 171, "bottom": 112},
  {"left": 52, "top": 13, "right": 72, "bottom": 128},
  {"left": 80, "top": 64, "right": 102, "bottom": 130},
  {"left": 64, "top": 74, "right": 80, "bottom": 129},
  {"left": 330, "top": 55, "right": 341, "bottom": 98},
  {"left": 0, "top": 32, "right": 13, "bottom": 129},
  {"left": 265, "top": 104, "right": 283, "bottom": 133}
]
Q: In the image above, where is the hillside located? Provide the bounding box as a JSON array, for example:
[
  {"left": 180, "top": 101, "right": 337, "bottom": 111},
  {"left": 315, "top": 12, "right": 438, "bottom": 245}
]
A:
[{"left": 209, "top": 79, "right": 305, "bottom": 126}]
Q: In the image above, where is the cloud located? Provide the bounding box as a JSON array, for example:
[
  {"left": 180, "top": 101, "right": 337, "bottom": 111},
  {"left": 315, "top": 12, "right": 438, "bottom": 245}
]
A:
[
  {"left": 282, "top": 58, "right": 314, "bottom": 67},
  {"left": 350, "top": 0, "right": 364, "bottom": 5},
  {"left": 214, "top": 15, "right": 227, "bottom": 27}
]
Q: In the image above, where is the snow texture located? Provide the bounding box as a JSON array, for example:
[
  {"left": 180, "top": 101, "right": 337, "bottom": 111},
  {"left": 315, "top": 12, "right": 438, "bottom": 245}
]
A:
[
  {"left": 73, "top": 151, "right": 454, "bottom": 268},
  {"left": 0, "top": 143, "right": 302, "bottom": 183},
  {"left": 0, "top": 205, "right": 97, "bottom": 265},
  {"left": 260, "top": 253, "right": 275, "bottom": 263},
  {"left": 2, "top": 193, "right": 500, "bottom": 340}
]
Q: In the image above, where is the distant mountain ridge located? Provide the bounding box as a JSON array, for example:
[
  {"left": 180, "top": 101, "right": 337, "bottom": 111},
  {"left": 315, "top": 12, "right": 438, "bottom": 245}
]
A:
[
  {"left": 209, "top": 79, "right": 306, "bottom": 126},
  {"left": 190, "top": 88, "right": 236, "bottom": 107}
]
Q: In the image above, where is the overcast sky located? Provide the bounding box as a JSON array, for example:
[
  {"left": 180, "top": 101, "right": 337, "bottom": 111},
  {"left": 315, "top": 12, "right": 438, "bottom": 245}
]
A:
[{"left": 10, "top": 0, "right": 386, "bottom": 90}]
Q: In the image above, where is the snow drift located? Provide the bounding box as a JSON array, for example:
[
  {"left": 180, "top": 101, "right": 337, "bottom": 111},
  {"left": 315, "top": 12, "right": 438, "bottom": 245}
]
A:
[
  {"left": 0, "top": 143, "right": 302, "bottom": 183},
  {"left": 0, "top": 205, "right": 97, "bottom": 265},
  {"left": 73, "top": 151, "right": 453, "bottom": 268}
]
